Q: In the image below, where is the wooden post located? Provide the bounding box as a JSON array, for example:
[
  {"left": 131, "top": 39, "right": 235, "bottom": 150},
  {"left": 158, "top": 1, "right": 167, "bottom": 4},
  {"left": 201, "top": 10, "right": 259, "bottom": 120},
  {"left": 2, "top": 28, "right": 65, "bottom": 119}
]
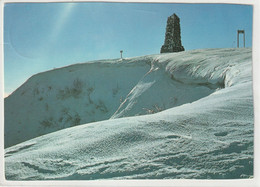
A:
[
  {"left": 237, "top": 30, "right": 239, "bottom": 48},
  {"left": 243, "top": 31, "right": 245, "bottom": 47},
  {"left": 120, "top": 50, "right": 123, "bottom": 59}
]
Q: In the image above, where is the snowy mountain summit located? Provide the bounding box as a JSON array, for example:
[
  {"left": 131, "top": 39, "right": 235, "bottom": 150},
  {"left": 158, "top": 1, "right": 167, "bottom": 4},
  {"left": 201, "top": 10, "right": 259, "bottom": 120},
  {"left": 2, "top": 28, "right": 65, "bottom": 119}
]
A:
[{"left": 5, "top": 48, "right": 254, "bottom": 179}]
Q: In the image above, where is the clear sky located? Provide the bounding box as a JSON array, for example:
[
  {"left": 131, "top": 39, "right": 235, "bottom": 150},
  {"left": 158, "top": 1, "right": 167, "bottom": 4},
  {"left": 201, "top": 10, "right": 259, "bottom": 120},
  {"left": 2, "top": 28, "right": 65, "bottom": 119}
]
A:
[{"left": 4, "top": 2, "right": 253, "bottom": 96}]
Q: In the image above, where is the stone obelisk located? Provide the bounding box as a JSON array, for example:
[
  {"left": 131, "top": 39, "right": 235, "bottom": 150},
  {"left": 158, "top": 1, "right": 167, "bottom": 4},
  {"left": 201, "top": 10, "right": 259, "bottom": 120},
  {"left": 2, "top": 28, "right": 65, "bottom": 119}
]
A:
[{"left": 160, "top": 13, "right": 184, "bottom": 53}]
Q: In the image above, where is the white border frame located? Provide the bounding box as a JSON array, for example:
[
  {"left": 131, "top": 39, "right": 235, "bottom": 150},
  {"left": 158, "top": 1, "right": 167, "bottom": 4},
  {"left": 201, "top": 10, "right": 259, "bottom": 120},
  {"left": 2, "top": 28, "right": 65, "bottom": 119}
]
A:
[{"left": 0, "top": 0, "right": 259, "bottom": 186}]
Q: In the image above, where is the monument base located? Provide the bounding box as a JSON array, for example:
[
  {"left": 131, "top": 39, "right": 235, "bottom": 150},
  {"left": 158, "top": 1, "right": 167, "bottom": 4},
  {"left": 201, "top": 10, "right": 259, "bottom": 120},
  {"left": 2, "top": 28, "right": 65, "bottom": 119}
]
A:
[{"left": 160, "top": 45, "right": 185, "bottom": 53}]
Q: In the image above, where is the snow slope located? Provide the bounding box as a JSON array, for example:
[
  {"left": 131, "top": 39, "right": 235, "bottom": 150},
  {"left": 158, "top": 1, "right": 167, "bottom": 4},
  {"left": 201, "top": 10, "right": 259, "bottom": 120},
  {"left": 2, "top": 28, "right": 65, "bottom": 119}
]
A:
[
  {"left": 5, "top": 48, "right": 253, "bottom": 179},
  {"left": 5, "top": 48, "right": 228, "bottom": 148}
]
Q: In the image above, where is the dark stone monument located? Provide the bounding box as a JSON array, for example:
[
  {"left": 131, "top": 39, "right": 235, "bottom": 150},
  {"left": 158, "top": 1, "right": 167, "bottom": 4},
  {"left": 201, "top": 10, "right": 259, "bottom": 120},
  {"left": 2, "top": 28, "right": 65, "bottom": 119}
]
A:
[{"left": 160, "top": 13, "right": 184, "bottom": 53}]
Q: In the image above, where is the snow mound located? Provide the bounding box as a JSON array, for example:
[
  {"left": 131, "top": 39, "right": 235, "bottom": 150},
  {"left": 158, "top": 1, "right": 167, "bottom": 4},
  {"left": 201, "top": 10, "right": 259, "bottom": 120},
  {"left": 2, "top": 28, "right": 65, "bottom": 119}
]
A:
[
  {"left": 5, "top": 48, "right": 253, "bottom": 179},
  {"left": 5, "top": 48, "right": 251, "bottom": 148}
]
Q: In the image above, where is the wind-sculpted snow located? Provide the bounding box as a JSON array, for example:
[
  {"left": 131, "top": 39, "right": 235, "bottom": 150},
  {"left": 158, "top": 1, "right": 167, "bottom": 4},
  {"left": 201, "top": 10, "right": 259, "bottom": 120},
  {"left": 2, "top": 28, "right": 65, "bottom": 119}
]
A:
[
  {"left": 5, "top": 48, "right": 251, "bottom": 148},
  {"left": 5, "top": 48, "right": 253, "bottom": 179},
  {"left": 5, "top": 58, "right": 151, "bottom": 147}
]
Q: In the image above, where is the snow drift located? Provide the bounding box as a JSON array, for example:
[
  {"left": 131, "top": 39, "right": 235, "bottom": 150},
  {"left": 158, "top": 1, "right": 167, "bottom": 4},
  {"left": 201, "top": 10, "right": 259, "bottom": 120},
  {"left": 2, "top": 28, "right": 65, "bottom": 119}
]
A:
[{"left": 4, "top": 48, "right": 254, "bottom": 179}]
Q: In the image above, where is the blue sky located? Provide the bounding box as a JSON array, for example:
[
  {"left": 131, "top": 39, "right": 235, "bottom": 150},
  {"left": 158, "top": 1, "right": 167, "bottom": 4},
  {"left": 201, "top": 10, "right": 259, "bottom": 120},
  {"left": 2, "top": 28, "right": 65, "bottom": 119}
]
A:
[{"left": 4, "top": 2, "right": 253, "bottom": 96}]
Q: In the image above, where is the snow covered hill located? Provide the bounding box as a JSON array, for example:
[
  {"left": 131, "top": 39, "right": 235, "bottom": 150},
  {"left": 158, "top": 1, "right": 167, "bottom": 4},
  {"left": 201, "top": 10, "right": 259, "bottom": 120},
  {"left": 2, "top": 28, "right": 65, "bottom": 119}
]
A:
[{"left": 5, "top": 48, "right": 254, "bottom": 179}]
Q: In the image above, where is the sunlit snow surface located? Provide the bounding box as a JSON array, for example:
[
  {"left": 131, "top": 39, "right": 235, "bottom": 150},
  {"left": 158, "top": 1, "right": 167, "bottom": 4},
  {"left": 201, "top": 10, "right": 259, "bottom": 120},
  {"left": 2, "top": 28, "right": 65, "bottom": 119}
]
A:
[{"left": 5, "top": 48, "right": 253, "bottom": 179}]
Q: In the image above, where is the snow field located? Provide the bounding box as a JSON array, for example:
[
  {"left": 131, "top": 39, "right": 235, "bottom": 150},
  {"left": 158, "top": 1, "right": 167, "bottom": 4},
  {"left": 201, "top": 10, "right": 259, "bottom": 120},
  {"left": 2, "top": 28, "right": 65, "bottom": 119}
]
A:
[{"left": 4, "top": 48, "right": 253, "bottom": 179}]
